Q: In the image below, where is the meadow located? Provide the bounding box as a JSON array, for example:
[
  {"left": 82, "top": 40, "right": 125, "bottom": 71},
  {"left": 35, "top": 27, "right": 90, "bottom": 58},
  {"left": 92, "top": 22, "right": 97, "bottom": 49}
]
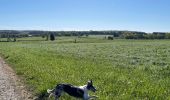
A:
[{"left": 0, "top": 36, "right": 170, "bottom": 99}]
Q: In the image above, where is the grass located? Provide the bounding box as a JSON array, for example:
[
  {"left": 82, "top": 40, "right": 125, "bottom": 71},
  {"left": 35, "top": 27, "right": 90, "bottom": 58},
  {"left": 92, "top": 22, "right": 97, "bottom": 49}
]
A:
[{"left": 0, "top": 36, "right": 170, "bottom": 99}]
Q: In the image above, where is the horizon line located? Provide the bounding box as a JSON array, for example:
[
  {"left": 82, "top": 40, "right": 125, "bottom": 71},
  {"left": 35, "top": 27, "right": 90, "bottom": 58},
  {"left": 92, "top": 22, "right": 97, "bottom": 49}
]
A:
[{"left": 1, "top": 29, "right": 169, "bottom": 33}]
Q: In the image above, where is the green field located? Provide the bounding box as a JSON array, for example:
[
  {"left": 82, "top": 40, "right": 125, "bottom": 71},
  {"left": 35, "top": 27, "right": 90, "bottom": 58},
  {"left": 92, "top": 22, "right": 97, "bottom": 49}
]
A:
[{"left": 0, "top": 37, "right": 170, "bottom": 99}]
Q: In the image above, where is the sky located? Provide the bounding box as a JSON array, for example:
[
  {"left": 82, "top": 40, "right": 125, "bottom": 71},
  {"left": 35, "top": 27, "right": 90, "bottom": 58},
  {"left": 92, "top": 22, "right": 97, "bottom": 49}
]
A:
[{"left": 0, "top": 0, "right": 170, "bottom": 32}]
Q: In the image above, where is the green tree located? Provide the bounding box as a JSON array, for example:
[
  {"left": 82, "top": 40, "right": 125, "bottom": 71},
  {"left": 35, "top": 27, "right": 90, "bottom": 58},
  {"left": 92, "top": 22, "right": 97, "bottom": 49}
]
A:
[
  {"left": 165, "top": 33, "right": 170, "bottom": 39},
  {"left": 50, "top": 33, "right": 55, "bottom": 41}
]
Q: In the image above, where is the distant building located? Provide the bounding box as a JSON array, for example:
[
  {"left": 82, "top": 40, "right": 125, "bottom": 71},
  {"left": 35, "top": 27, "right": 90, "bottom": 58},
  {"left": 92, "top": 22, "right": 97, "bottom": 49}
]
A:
[{"left": 28, "top": 35, "right": 32, "bottom": 37}]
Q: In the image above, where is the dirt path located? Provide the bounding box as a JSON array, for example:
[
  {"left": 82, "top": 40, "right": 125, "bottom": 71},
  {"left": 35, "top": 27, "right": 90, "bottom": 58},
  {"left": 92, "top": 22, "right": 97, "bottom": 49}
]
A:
[{"left": 0, "top": 57, "right": 33, "bottom": 100}]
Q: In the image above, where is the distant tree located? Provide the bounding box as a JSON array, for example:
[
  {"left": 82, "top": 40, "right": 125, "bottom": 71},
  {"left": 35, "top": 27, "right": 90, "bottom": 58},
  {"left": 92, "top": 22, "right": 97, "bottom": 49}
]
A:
[
  {"left": 42, "top": 34, "right": 45, "bottom": 38},
  {"left": 13, "top": 38, "right": 16, "bottom": 42},
  {"left": 86, "top": 34, "right": 89, "bottom": 37},
  {"left": 148, "top": 34, "right": 155, "bottom": 39},
  {"left": 108, "top": 36, "right": 113, "bottom": 40},
  {"left": 50, "top": 33, "right": 55, "bottom": 41},
  {"left": 157, "top": 34, "right": 166, "bottom": 39},
  {"left": 123, "top": 32, "right": 135, "bottom": 39},
  {"left": 165, "top": 33, "right": 170, "bottom": 39},
  {"left": 64, "top": 33, "right": 72, "bottom": 36}
]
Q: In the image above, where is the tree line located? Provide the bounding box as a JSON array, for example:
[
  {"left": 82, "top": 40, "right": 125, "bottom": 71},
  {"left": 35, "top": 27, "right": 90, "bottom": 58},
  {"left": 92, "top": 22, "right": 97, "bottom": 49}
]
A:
[{"left": 0, "top": 30, "right": 170, "bottom": 39}]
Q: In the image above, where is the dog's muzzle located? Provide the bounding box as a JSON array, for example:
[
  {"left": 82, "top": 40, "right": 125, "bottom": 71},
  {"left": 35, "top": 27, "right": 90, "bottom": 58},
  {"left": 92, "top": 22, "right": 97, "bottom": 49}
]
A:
[{"left": 92, "top": 87, "right": 97, "bottom": 92}]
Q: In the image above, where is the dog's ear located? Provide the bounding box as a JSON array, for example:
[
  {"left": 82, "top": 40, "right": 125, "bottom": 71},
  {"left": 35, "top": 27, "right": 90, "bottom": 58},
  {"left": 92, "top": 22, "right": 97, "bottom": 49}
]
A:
[
  {"left": 90, "top": 80, "right": 93, "bottom": 84},
  {"left": 88, "top": 80, "right": 93, "bottom": 84}
]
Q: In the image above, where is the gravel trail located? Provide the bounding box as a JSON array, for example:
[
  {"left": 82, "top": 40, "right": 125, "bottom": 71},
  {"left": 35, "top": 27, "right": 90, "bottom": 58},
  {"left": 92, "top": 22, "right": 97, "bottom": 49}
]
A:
[{"left": 0, "top": 57, "right": 33, "bottom": 100}]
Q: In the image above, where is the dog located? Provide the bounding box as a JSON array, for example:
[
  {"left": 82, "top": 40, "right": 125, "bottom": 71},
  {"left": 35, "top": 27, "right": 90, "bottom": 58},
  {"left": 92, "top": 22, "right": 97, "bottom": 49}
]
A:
[{"left": 47, "top": 80, "right": 98, "bottom": 100}]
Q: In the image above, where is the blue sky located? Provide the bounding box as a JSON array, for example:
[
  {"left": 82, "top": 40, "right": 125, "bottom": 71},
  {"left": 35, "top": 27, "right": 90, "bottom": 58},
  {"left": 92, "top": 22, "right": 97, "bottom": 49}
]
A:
[{"left": 0, "top": 0, "right": 169, "bottom": 32}]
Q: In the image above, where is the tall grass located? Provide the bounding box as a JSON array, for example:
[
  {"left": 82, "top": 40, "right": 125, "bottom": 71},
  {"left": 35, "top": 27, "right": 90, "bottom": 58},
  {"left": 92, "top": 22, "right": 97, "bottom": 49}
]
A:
[{"left": 0, "top": 37, "right": 170, "bottom": 99}]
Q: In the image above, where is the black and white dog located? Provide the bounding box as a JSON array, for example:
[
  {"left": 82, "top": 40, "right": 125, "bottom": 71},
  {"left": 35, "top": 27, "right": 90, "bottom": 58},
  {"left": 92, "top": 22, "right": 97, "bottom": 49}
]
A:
[{"left": 47, "top": 80, "right": 98, "bottom": 100}]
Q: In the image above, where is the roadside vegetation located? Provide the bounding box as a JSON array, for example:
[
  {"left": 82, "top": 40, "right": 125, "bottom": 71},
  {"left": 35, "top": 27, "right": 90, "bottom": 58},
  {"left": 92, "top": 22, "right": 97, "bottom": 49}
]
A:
[{"left": 0, "top": 36, "right": 170, "bottom": 99}]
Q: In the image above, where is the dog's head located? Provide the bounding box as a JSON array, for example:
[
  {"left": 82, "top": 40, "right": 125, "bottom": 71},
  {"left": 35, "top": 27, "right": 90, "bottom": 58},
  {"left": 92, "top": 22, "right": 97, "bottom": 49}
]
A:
[{"left": 87, "top": 80, "right": 97, "bottom": 92}]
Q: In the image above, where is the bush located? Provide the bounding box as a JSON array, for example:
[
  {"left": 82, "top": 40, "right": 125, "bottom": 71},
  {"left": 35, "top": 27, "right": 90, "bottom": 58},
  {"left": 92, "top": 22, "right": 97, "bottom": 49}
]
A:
[
  {"left": 50, "top": 33, "right": 55, "bottom": 41},
  {"left": 108, "top": 36, "right": 113, "bottom": 40}
]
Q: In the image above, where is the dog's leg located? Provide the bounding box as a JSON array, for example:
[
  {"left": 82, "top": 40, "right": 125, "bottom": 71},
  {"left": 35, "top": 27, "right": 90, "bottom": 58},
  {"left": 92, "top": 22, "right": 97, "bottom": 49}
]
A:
[
  {"left": 48, "top": 93, "right": 55, "bottom": 100},
  {"left": 54, "top": 88, "right": 63, "bottom": 100},
  {"left": 48, "top": 93, "right": 53, "bottom": 98},
  {"left": 54, "top": 94, "right": 61, "bottom": 100},
  {"left": 55, "top": 97, "right": 59, "bottom": 100}
]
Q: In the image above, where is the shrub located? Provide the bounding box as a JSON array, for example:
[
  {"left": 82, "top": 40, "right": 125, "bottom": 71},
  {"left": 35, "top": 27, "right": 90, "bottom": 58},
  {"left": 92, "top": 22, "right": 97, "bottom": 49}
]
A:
[
  {"left": 108, "top": 36, "right": 113, "bottom": 40},
  {"left": 50, "top": 33, "right": 55, "bottom": 41}
]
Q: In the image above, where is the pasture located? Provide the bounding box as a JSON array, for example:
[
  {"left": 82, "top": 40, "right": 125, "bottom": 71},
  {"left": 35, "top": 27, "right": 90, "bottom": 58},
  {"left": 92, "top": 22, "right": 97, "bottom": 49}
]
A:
[{"left": 0, "top": 36, "right": 170, "bottom": 99}]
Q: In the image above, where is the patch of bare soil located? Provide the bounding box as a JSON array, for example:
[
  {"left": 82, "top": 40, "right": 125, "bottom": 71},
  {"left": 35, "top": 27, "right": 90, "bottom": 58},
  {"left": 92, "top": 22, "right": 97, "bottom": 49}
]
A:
[{"left": 0, "top": 57, "right": 34, "bottom": 100}]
